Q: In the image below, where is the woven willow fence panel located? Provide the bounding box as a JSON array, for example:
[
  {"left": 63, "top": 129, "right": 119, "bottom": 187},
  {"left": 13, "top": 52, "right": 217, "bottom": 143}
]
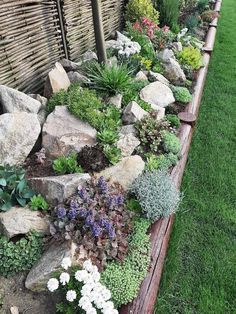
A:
[
  {"left": 63, "top": 0, "right": 125, "bottom": 61},
  {"left": 0, "top": 0, "right": 65, "bottom": 93},
  {"left": 0, "top": 0, "right": 125, "bottom": 92}
]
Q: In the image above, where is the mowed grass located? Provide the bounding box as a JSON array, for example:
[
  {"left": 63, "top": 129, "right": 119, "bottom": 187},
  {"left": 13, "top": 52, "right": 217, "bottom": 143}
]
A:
[{"left": 155, "top": 1, "right": 236, "bottom": 313}]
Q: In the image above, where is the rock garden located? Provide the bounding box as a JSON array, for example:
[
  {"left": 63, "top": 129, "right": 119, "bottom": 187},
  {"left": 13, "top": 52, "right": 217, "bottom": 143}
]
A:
[{"left": 0, "top": 0, "right": 220, "bottom": 313}]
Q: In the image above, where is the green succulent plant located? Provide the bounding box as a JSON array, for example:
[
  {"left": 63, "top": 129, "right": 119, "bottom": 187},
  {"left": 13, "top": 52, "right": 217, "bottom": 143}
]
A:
[
  {"left": 52, "top": 153, "right": 83, "bottom": 175},
  {"left": 172, "top": 86, "right": 193, "bottom": 104},
  {"left": 29, "top": 194, "right": 49, "bottom": 211},
  {"left": 97, "top": 129, "right": 119, "bottom": 145},
  {"left": 166, "top": 114, "right": 181, "bottom": 128},
  {"left": 103, "top": 145, "right": 122, "bottom": 165}
]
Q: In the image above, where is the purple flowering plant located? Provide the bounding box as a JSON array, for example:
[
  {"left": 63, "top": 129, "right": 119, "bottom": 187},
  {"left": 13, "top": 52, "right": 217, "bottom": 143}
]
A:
[{"left": 50, "top": 176, "right": 133, "bottom": 270}]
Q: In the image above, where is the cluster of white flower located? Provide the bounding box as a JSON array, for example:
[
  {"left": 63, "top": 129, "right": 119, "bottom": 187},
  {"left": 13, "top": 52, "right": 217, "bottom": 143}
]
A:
[
  {"left": 117, "top": 41, "right": 141, "bottom": 58},
  {"left": 47, "top": 258, "right": 118, "bottom": 314},
  {"left": 177, "top": 28, "right": 188, "bottom": 41}
]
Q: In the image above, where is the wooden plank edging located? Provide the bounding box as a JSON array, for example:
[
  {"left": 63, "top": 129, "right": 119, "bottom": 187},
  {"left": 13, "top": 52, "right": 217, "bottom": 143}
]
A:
[{"left": 120, "top": 8, "right": 220, "bottom": 313}]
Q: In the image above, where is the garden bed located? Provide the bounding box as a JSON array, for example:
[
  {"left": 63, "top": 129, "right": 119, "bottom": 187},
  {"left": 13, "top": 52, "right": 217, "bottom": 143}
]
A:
[{"left": 0, "top": 1, "right": 222, "bottom": 313}]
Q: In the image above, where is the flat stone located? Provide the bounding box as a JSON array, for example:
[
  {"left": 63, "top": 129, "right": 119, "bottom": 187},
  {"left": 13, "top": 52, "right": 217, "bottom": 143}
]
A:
[
  {"left": 42, "top": 106, "right": 97, "bottom": 158},
  {"left": 0, "top": 207, "right": 50, "bottom": 239},
  {"left": 163, "top": 58, "right": 186, "bottom": 84},
  {"left": 28, "top": 173, "right": 91, "bottom": 206},
  {"left": 67, "top": 71, "right": 90, "bottom": 85},
  {"left": 148, "top": 71, "right": 170, "bottom": 86},
  {"left": 140, "top": 82, "right": 175, "bottom": 108},
  {"left": 0, "top": 112, "right": 41, "bottom": 165},
  {"left": 158, "top": 49, "right": 175, "bottom": 62},
  {"left": 117, "top": 134, "right": 140, "bottom": 157},
  {"left": 44, "top": 62, "right": 70, "bottom": 99},
  {"left": 59, "top": 58, "right": 80, "bottom": 72},
  {"left": 135, "top": 71, "right": 148, "bottom": 81},
  {"left": 119, "top": 124, "right": 137, "bottom": 136},
  {"left": 108, "top": 94, "right": 122, "bottom": 109},
  {"left": 81, "top": 50, "right": 98, "bottom": 62},
  {"left": 98, "top": 155, "right": 145, "bottom": 190},
  {"left": 0, "top": 85, "right": 41, "bottom": 114},
  {"left": 122, "top": 101, "right": 148, "bottom": 124},
  {"left": 25, "top": 241, "right": 79, "bottom": 292}
]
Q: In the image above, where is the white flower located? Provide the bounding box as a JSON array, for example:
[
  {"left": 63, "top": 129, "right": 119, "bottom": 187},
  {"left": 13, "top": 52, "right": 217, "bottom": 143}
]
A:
[
  {"left": 91, "top": 270, "right": 100, "bottom": 282},
  {"left": 59, "top": 272, "right": 70, "bottom": 286},
  {"left": 61, "top": 257, "right": 72, "bottom": 270},
  {"left": 83, "top": 259, "right": 94, "bottom": 272},
  {"left": 83, "top": 273, "right": 94, "bottom": 284},
  {"left": 101, "top": 288, "right": 111, "bottom": 301},
  {"left": 79, "top": 296, "right": 92, "bottom": 311},
  {"left": 75, "top": 269, "right": 89, "bottom": 282},
  {"left": 81, "top": 283, "right": 93, "bottom": 296},
  {"left": 66, "top": 290, "right": 77, "bottom": 302},
  {"left": 47, "top": 278, "right": 59, "bottom": 292},
  {"left": 86, "top": 308, "right": 97, "bottom": 314},
  {"left": 102, "top": 309, "right": 118, "bottom": 314},
  {"left": 103, "top": 301, "right": 114, "bottom": 311},
  {"left": 94, "top": 298, "right": 107, "bottom": 310}
]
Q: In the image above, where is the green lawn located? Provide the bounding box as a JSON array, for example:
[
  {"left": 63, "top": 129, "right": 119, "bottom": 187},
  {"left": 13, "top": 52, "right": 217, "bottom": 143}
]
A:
[{"left": 155, "top": 1, "right": 236, "bottom": 313}]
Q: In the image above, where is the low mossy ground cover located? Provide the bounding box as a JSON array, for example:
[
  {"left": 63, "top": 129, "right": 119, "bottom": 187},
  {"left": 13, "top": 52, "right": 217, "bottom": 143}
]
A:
[{"left": 155, "top": 0, "right": 236, "bottom": 313}]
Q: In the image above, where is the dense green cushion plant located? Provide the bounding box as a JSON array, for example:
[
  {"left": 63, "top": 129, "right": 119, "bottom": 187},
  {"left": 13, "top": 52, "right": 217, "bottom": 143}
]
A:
[
  {"left": 125, "top": 0, "right": 159, "bottom": 24},
  {"left": 101, "top": 218, "right": 151, "bottom": 308}
]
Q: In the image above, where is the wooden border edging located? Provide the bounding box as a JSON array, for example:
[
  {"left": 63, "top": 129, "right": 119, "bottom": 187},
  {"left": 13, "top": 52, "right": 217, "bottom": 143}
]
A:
[
  {"left": 215, "top": 0, "right": 222, "bottom": 12},
  {"left": 120, "top": 6, "right": 220, "bottom": 313}
]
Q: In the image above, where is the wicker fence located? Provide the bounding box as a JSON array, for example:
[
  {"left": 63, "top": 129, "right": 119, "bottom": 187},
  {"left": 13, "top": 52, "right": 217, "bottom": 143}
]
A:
[{"left": 0, "top": 0, "right": 125, "bottom": 93}]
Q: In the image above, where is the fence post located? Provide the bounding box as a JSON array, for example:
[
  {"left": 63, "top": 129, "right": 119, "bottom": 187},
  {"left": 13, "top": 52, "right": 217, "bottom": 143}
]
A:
[
  {"left": 56, "top": 0, "right": 69, "bottom": 59},
  {"left": 91, "top": 0, "right": 107, "bottom": 63}
]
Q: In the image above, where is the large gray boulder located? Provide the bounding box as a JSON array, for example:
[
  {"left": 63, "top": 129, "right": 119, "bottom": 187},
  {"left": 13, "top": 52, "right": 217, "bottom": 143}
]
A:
[
  {"left": 42, "top": 106, "right": 97, "bottom": 158},
  {"left": 122, "top": 101, "right": 148, "bottom": 124},
  {"left": 163, "top": 58, "right": 186, "bottom": 84},
  {"left": 28, "top": 173, "right": 91, "bottom": 205},
  {"left": 117, "top": 133, "right": 140, "bottom": 157},
  {"left": 25, "top": 241, "right": 79, "bottom": 292},
  {"left": 0, "top": 112, "right": 41, "bottom": 165},
  {"left": 98, "top": 155, "right": 145, "bottom": 190},
  {"left": 148, "top": 71, "right": 170, "bottom": 86},
  {"left": 28, "top": 94, "right": 48, "bottom": 126},
  {"left": 158, "top": 49, "right": 175, "bottom": 62},
  {"left": 44, "top": 62, "right": 70, "bottom": 99},
  {"left": 67, "top": 71, "right": 90, "bottom": 85},
  {"left": 140, "top": 81, "right": 175, "bottom": 109},
  {"left": 0, "top": 85, "right": 41, "bottom": 114},
  {"left": 59, "top": 58, "right": 80, "bottom": 72},
  {"left": 108, "top": 94, "right": 122, "bottom": 109},
  {"left": 0, "top": 207, "right": 50, "bottom": 239}
]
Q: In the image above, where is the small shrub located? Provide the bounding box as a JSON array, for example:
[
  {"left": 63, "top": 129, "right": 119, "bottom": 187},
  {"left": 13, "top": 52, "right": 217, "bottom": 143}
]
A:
[
  {"left": 145, "top": 152, "right": 178, "bottom": 171},
  {"left": 184, "top": 15, "right": 200, "bottom": 31},
  {"left": 152, "top": 25, "right": 175, "bottom": 51},
  {"left": 197, "top": 0, "right": 210, "bottom": 13},
  {"left": 51, "top": 177, "right": 133, "bottom": 270},
  {"left": 125, "top": 0, "right": 159, "bottom": 24},
  {"left": 138, "top": 99, "right": 152, "bottom": 112},
  {"left": 172, "top": 86, "right": 192, "bottom": 104},
  {"left": 130, "top": 170, "right": 182, "bottom": 221},
  {"left": 201, "top": 10, "right": 219, "bottom": 23},
  {"left": 166, "top": 114, "right": 181, "bottom": 128},
  {"left": 155, "top": 0, "right": 179, "bottom": 30},
  {"left": 123, "top": 80, "right": 148, "bottom": 105},
  {"left": 101, "top": 218, "right": 151, "bottom": 307},
  {"left": 178, "top": 46, "right": 202, "bottom": 70},
  {"left": 162, "top": 131, "right": 181, "bottom": 155},
  {"left": 52, "top": 153, "right": 83, "bottom": 175},
  {"left": 77, "top": 145, "right": 109, "bottom": 173},
  {"left": 86, "top": 63, "right": 132, "bottom": 95},
  {"left": 0, "top": 165, "right": 34, "bottom": 211},
  {"left": 29, "top": 194, "right": 49, "bottom": 211},
  {"left": 0, "top": 232, "right": 43, "bottom": 277}
]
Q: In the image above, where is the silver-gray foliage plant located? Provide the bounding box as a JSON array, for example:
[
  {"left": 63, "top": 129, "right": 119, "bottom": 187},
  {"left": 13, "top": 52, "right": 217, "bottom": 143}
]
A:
[{"left": 130, "top": 170, "right": 182, "bottom": 221}]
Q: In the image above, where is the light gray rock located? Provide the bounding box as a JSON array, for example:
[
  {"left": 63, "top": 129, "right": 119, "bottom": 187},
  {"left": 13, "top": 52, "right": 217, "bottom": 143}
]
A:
[
  {"left": 0, "top": 207, "right": 50, "bottom": 239},
  {"left": 158, "top": 49, "right": 175, "bottom": 62},
  {"left": 0, "top": 112, "right": 41, "bottom": 165},
  {"left": 119, "top": 124, "right": 137, "bottom": 136},
  {"left": 140, "top": 82, "right": 175, "bottom": 108},
  {"left": 81, "top": 50, "right": 98, "bottom": 62},
  {"left": 116, "top": 31, "right": 131, "bottom": 43},
  {"left": 107, "top": 56, "right": 118, "bottom": 67},
  {"left": 59, "top": 58, "right": 80, "bottom": 72},
  {"left": 122, "top": 101, "right": 148, "bottom": 124},
  {"left": 108, "top": 94, "right": 122, "bottom": 109},
  {"left": 44, "top": 62, "right": 70, "bottom": 98},
  {"left": 148, "top": 71, "right": 170, "bottom": 86},
  {"left": 67, "top": 71, "right": 90, "bottom": 85},
  {"left": 98, "top": 155, "right": 145, "bottom": 190},
  {"left": 28, "top": 173, "right": 91, "bottom": 205},
  {"left": 135, "top": 71, "right": 148, "bottom": 81},
  {"left": 163, "top": 58, "right": 186, "bottom": 84},
  {"left": 0, "top": 85, "right": 41, "bottom": 114},
  {"left": 172, "top": 42, "right": 183, "bottom": 52},
  {"left": 153, "top": 106, "right": 165, "bottom": 121},
  {"left": 42, "top": 106, "right": 97, "bottom": 158},
  {"left": 105, "top": 39, "right": 118, "bottom": 49},
  {"left": 25, "top": 241, "right": 79, "bottom": 292},
  {"left": 117, "top": 133, "right": 140, "bottom": 157},
  {"left": 28, "top": 94, "right": 48, "bottom": 126}
]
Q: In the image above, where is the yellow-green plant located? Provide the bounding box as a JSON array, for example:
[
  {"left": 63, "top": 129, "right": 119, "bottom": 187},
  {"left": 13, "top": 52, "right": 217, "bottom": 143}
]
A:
[
  {"left": 178, "top": 47, "right": 202, "bottom": 70},
  {"left": 125, "top": 0, "right": 159, "bottom": 24}
]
